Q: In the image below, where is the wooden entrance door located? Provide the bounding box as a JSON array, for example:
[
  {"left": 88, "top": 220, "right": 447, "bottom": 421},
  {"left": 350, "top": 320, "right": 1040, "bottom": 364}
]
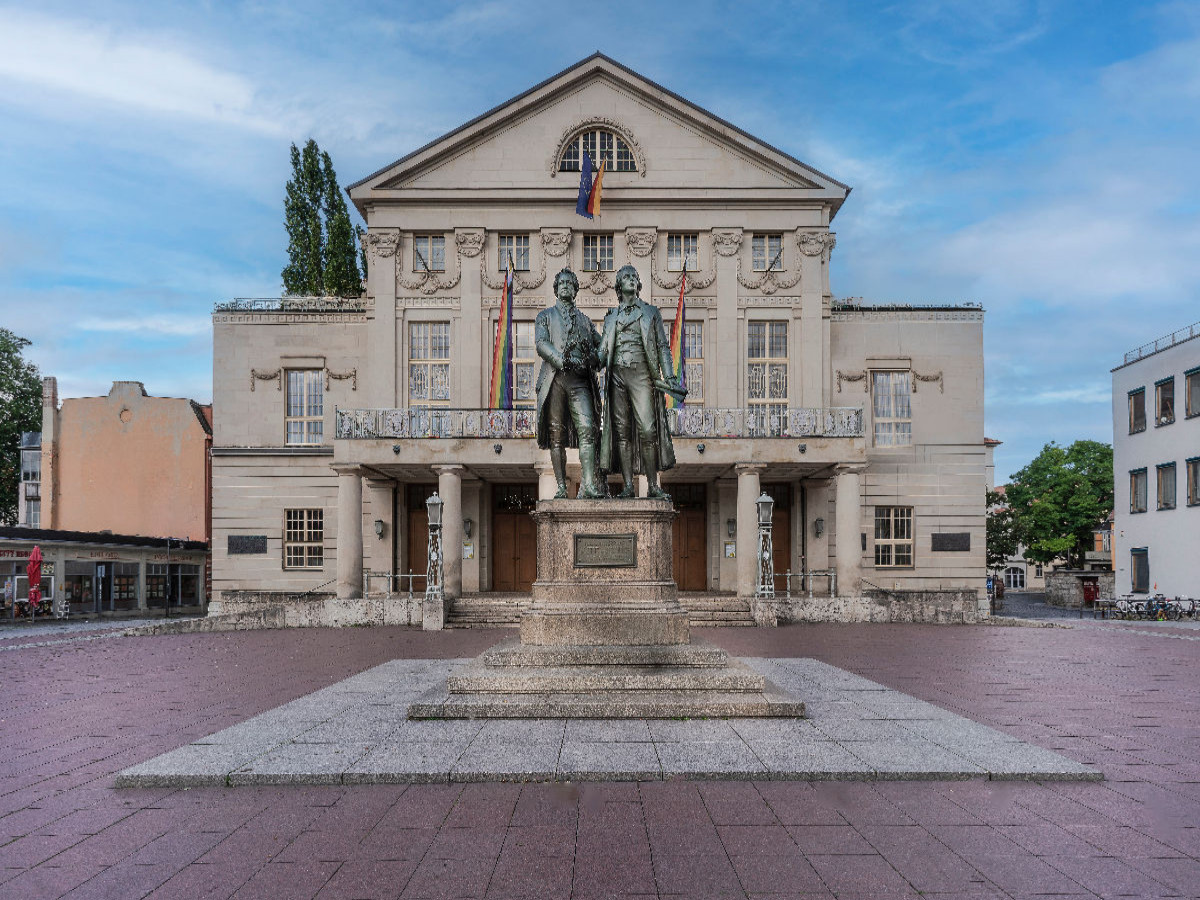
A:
[
  {"left": 492, "top": 484, "right": 537, "bottom": 592},
  {"left": 406, "top": 484, "right": 437, "bottom": 586},
  {"left": 764, "top": 484, "right": 792, "bottom": 591},
  {"left": 670, "top": 484, "right": 708, "bottom": 591}
]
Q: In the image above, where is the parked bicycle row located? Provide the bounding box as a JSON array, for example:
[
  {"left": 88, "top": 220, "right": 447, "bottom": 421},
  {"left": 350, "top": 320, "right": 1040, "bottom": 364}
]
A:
[{"left": 1103, "top": 595, "right": 1199, "bottom": 620}]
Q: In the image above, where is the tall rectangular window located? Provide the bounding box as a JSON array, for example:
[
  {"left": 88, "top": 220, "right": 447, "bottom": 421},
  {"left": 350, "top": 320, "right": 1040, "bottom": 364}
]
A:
[
  {"left": 682, "top": 321, "right": 703, "bottom": 403},
  {"left": 667, "top": 234, "right": 699, "bottom": 271},
  {"left": 1130, "top": 468, "right": 1148, "bottom": 513},
  {"left": 285, "top": 369, "right": 323, "bottom": 445},
  {"left": 747, "top": 321, "right": 787, "bottom": 431},
  {"left": 752, "top": 234, "right": 783, "bottom": 271},
  {"left": 284, "top": 509, "right": 324, "bottom": 569},
  {"left": 872, "top": 371, "right": 913, "bottom": 447},
  {"left": 1157, "top": 463, "right": 1176, "bottom": 510},
  {"left": 493, "top": 321, "right": 536, "bottom": 407},
  {"left": 582, "top": 235, "right": 613, "bottom": 271},
  {"left": 409, "top": 323, "right": 451, "bottom": 406},
  {"left": 874, "top": 507, "right": 914, "bottom": 567},
  {"left": 1155, "top": 378, "right": 1175, "bottom": 426},
  {"left": 24, "top": 500, "right": 39, "bottom": 528},
  {"left": 1128, "top": 388, "right": 1146, "bottom": 433},
  {"left": 412, "top": 234, "right": 445, "bottom": 272},
  {"left": 1186, "top": 368, "right": 1200, "bottom": 418},
  {"left": 497, "top": 234, "right": 530, "bottom": 271},
  {"left": 1187, "top": 457, "right": 1200, "bottom": 506},
  {"left": 1130, "top": 548, "right": 1149, "bottom": 593}
]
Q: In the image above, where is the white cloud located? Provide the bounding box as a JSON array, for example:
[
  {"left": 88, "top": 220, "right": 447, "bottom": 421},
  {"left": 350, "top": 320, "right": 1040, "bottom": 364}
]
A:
[
  {"left": 75, "top": 315, "right": 211, "bottom": 337},
  {"left": 1024, "top": 386, "right": 1112, "bottom": 406},
  {"left": 0, "top": 8, "right": 285, "bottom": 134}
]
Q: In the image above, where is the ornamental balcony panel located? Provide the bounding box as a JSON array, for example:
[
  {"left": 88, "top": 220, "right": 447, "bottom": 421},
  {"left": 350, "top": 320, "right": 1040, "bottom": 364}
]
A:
[
  {"left": 335, "top": 407, "right": 863, "bottom": 440},
  {"left": 213, "top": 297, "right": 368, "bottom": 314}
]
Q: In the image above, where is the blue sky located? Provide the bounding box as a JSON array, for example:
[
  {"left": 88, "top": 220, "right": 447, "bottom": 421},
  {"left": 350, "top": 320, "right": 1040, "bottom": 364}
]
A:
[{"left": 2, "top": 0, "right": 1198, "bottom": 481}]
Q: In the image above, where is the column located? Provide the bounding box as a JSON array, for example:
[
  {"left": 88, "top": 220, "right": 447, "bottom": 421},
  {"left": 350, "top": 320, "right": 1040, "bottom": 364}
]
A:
[
  {"left": 535, "top": 457, "right": 558, "bottom": 500},
  {"left": 435, "top": 464, "right": 464, "bottom": 599},
  {"left": 735, "top": 463, "right": 765, "bottom": 598},
  {"left": 335, "top": 466, "right": 364, "bottom": 600},
  {"left": 834, "top": 464, "right": 864, "bottom": 597}
]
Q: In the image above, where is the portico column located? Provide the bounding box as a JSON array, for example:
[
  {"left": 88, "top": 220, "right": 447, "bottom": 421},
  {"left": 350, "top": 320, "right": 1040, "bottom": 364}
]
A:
[
  {"left": 735, "top": 463, "right": 766, "bottom": 599},
  {"left": 435, "top": 464, "right": 464, "bottom": 599},
  {"left": 834, "top": 464, "right": 865, "bottom": 597},
  {"left": 535, "top": 457, "right": 558, "bottom": 500},
  {"left": 334, "top": 465, "right": 364, "bottom": 600}
]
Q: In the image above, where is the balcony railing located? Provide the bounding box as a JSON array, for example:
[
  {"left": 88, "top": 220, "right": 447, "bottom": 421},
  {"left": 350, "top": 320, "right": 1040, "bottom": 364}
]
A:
[
  {"left": 1123, "top": 319, "right": 1200, "bottom": 365},
  {"left": 335, "top": 407, "right": 863, "bottom": 440},
  {"left": 213, "top": 297, "right": 368, "bottom": 314}
]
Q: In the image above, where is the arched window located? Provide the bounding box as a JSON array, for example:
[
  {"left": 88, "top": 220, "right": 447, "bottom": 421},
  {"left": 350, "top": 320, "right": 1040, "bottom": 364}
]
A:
[
  {"left": 559, "top": 128, "right": 637, "bottom": 173},
  {"left": 1004, "top": 566, "right": 1025, "bottom": 590}
]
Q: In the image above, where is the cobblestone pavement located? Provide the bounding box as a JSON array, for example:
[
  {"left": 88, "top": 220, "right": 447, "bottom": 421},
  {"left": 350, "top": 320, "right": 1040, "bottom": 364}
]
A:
[{"left": 3, "top": 622, "right": 1200, "bottom": 899}]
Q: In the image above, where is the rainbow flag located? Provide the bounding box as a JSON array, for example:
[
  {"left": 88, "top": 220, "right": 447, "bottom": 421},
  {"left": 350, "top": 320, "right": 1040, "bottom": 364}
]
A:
[
  {"left": 666, "top": 272, "right": 686, "bottom": 409},
  {"left": 489, "top": 255, "right": 515, "bottom": 409},
  {"left": 575, "top": 151, "right": 606, "bottom": 219}
]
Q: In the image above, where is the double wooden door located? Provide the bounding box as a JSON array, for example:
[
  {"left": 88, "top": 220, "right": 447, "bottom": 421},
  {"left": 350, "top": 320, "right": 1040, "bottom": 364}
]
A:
[
  {"left": 671, "top": 484, "right": 708, "bottom": 591},
  {"left": 492, "top": 484, "right": 537, "bottom": 592}
]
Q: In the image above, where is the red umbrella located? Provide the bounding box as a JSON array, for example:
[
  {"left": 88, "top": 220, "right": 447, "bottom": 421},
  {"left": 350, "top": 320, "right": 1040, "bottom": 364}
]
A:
[{"left": 27, "top": 546, "right": 42, "bottom": 611}]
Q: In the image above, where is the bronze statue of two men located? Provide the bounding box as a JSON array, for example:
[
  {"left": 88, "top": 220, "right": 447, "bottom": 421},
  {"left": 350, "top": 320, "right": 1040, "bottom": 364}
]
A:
[{"left": 535, "top": 264, "right": 685, "bottom": 500}]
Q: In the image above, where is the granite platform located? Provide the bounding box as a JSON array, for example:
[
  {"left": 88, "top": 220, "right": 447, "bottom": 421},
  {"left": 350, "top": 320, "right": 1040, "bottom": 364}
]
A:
[{"left": 114, "top": 657, "right": 1101, "bottom": 787}]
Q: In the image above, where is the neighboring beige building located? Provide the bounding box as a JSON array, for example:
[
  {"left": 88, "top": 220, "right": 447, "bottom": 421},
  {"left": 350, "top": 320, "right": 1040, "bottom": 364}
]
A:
[
  {"left": 0, "top": 378, "right": 211, "bottom": 616},
  {"left": 211, "top": 55, "right": 987, "bottom": 625}
]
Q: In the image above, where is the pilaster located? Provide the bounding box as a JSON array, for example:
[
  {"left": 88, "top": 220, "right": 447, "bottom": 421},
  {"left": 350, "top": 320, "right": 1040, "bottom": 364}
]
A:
[{"left": 713, "top": 228, "right": 743, "bottom": 409}]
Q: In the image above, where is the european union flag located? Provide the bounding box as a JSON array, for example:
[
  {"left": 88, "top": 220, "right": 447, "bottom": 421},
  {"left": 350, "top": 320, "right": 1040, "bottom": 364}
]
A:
[{"left": 576, "top": 150, "right": 595, "bottom": 219}]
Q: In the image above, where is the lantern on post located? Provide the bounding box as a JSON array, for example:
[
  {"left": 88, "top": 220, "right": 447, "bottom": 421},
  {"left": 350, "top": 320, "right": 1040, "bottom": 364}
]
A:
[
  {"left": 755, "top": 492, "right": 775, "bottom": 599},
  {"left": 425, "top": 492, "right": 444, "bottom": 606}
]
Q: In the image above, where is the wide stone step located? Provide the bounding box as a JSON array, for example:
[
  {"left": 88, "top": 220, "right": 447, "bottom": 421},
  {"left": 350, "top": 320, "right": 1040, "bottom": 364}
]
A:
[
  {"left": 482, "top": 639, "right": 729, "bottom": 668},
  {"left": 409, "top": 684, "right": 806, "bottom": 719},
  {"left": 449, "top": 659, "right": 768, "bottom": 694}
]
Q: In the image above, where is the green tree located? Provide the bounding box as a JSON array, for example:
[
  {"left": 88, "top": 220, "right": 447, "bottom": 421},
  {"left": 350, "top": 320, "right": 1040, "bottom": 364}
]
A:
[
  {"left": 986, "top": 489, "right": 1019, "bottom": 572},
  {"left": 0, "top": 330, "right": 42, "bottom": 525},
  {"left": 281, "top": 139, "right": 363, "bottom": 297},
  {"left": 1005, "top": 440, "right": 1113, "bottom": 568}
]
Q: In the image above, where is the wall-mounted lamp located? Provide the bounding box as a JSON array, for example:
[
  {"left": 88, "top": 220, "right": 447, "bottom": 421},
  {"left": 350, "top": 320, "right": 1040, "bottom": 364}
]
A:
[
  {"left": 813, "top": 517, "right": 824, "bottom": 537},
  {"left": 374, "top": 519, "right": 385, "bottom": 538},
  {"left": 463, "top": 518, "right": 473, "bottom": 539},
  {"left": 797, "top": 443, "right": 807, "bottom": 454},
  {"left": 493, "top": 443, "right": 503, "bottom": 455},
  {"left": 696, "top": 442, "right": 705, "bottom": 454},
  {"left": 726, "top": 518, "right": 737, "bottom": 538}
]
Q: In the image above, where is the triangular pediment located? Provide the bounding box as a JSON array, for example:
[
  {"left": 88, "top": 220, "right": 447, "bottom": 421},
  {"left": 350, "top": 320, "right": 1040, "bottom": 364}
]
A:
[{"left": 349, "top": 54, "right": 849, "bottom": 211}]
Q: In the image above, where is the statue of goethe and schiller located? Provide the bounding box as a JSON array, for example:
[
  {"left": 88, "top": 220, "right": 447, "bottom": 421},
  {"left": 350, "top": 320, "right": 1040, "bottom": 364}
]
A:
[{"left": 535, "top": 264, "right": 686, "bottom": 501}]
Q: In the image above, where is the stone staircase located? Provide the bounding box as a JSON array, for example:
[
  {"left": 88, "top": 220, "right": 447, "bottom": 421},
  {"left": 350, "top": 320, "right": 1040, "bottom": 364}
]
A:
[{"left": 445, "top": 592, "right": 755, "bottom": 628}]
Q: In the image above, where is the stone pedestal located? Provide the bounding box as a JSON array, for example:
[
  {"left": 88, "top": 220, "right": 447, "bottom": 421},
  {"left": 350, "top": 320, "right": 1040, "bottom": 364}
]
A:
[
  {"left": 409, "top": 498, "right": 804, "bottom": 719},
  {"left": 521, "top": 499, "right": 688, "bottom": 647}
]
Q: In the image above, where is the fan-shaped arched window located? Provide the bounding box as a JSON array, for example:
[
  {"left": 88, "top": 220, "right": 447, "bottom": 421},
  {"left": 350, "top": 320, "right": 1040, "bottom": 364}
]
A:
[{"left": 559, "top": 128, "right": 637, "bottom": 173}]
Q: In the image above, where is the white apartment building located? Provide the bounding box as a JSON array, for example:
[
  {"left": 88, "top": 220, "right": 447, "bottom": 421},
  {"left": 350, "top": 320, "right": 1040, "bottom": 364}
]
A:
[
  {"left": 1112, "top": 321, "right": 1200, "bottom": 596},
  {"left": 211, "top": 55, "right": 987, "bottom": 625}
]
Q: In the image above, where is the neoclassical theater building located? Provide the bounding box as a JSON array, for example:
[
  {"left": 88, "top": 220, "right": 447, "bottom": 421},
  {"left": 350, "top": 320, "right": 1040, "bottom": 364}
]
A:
[{"left": 211, "top": 55, "right": 986, "bottom": 626}]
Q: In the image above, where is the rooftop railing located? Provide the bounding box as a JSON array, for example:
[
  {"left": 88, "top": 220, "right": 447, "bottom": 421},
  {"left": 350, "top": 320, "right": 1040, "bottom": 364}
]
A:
[
  {"left": 1123, "top": 320, "right": 1200, "bottom": 365},
  {"left": 335, "top": 407, "right": 863, "bottom": 440},
  {"left": 214, "top": 297, "right": 368, "bottom": 314}
]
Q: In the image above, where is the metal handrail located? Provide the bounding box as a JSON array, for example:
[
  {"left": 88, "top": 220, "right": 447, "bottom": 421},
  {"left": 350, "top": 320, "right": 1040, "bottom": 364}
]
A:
[
  {"left": 861, "top": 579, "right": 898, "bottom": 599},
  {"left": 291, "top": 579, "right": 335, "bottom": 603},
  {"left": 775, "top": 570, "right": 837, "bottom": 599},
  {"left": 1123, "top": 320, "right": 1200, "bottom": 364},
  {"left": 363, "top": 571, "right": 428, "bottom": 600}
]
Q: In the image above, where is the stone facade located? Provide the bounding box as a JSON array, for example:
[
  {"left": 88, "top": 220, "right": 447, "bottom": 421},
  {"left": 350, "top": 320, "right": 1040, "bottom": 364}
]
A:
[
  {"left": 1045, "top": 570, "right": 1117, "bottom": 609},
  {"left": 211, "top": 55, "right": 987, "bottom": 624}
]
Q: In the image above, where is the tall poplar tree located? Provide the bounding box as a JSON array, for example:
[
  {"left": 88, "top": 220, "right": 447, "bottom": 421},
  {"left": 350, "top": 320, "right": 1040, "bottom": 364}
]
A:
[{"left": 281, "top": 139, "right": 364, "bottom": 297}]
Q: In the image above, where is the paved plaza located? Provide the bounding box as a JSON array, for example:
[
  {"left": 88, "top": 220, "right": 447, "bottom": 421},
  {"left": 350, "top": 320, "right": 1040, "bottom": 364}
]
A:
[{"left": 2, "top": 621, "right": 1200, "bottom": 898}]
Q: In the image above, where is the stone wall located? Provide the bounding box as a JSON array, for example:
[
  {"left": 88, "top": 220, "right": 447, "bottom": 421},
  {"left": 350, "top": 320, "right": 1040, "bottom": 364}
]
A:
[
  {"left": 1045, "top": 570, "right": 1116, "bottom": 608},
  {"left": 211, "top": 590, "right": 422, "bottom": 628},
  {"left": 775, "top": 589, "right": 981, "bottom": 624}
]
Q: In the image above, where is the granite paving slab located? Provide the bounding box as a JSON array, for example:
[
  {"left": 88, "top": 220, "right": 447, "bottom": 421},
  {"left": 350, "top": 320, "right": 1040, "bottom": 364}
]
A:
[{"left": 113, "top": 657, "right": 1102, "bottom": 786}]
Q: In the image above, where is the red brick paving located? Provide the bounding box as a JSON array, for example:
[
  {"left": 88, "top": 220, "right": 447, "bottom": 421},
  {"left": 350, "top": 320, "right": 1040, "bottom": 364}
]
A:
[{"left": 0, "top": 622, "right": 1198, "bottom": 898}]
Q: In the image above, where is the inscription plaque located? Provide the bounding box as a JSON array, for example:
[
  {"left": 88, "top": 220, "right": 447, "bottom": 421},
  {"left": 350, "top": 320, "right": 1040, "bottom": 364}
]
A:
[
  {"left": 574, "top": 533, "right": 637, "bottom": 568},
  {"left": 228, "top": 535, "right": 268, "bottom": 555},
  {"left": 931, "top": 532, "right": 971, "bottom": 552}
]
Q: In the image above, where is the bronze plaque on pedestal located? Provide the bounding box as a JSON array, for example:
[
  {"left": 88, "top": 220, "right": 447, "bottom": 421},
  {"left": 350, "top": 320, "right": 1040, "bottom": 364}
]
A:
[{"left": 574, "top": 533, "right": 637, "bottom": 568}]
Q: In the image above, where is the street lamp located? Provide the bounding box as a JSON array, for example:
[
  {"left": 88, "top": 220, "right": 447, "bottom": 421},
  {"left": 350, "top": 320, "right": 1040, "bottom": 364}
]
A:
[
  {"left": 425, "top": 493, "right": 444, "bottom": 608},
  {"left": 755, "top": 492, "right": 775, "bottom": 599}
]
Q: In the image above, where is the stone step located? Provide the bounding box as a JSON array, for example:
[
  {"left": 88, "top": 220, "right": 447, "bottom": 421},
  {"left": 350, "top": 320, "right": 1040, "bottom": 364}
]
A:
[
  {"left": 409, "top": 684, "right": 805, "bottom": 719},
  {"left": 449, "top": 660, "right": 768, "bottom": 694},
  {"left": 482, "top": 639, "right": 729, "bottom": 668}
]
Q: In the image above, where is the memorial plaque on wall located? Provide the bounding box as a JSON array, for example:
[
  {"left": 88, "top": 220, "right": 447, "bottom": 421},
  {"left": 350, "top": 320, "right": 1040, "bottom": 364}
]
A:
[
  {"left": 228, "top": 535, "right": 268, "bottom": 555},
  {"left": 574, "top": 534, "right": 637, "bottom": 568},
  {"left": 931, "top": 532, "right": 970, "bottom": 552}
]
